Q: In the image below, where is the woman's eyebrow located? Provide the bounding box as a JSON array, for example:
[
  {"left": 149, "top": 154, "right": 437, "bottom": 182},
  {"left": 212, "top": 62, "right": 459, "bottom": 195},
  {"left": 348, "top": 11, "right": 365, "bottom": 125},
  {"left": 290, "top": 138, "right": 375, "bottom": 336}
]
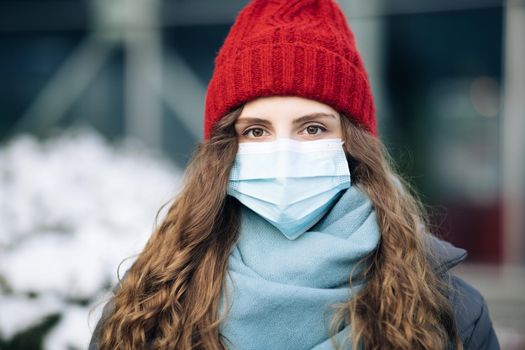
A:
[
  {"left": 236, "top": 113, "right": 336, "bottom": 125},
  {"left": 292, "top": 113, "right": 336, "bottom": 125}
]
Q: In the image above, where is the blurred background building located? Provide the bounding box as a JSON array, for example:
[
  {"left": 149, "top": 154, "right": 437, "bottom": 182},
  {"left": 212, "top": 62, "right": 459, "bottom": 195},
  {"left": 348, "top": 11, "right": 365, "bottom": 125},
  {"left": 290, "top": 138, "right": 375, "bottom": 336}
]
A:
[{"left": 0, "top": 0, "right": 523, "bottom": 349}]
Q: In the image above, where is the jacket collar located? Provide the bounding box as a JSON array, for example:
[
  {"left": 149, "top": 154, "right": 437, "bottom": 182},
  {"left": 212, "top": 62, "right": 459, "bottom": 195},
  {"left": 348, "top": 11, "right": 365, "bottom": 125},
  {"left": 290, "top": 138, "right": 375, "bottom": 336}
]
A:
[{"left": 425, "top": 234, "right": 468, "bottom": 274}]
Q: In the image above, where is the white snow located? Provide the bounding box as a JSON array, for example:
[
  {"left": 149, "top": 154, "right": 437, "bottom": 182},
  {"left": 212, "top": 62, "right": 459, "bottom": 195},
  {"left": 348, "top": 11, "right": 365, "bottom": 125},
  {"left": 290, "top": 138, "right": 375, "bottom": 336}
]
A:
[
  {"left": 44, "top": 304, "right": 95, "bottom": 350},
  {"left": 0, "top": 125, "right": 184, "bottom": 349},
  {"left": 0, "top": 294, "right": 62, "bottom": 340}
]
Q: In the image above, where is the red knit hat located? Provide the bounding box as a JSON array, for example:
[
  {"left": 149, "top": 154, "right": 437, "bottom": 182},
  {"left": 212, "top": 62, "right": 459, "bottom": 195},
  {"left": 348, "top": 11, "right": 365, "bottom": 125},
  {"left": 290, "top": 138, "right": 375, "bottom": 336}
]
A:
[{"left": 204, "top": 0, "right": 377, "bottom": 139}]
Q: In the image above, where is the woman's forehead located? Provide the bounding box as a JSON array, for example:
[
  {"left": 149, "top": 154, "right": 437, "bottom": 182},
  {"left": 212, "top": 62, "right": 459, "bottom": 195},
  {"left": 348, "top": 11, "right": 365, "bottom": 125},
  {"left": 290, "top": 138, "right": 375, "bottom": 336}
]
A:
[{"left": 238, "top": 96, "right": 339, "bottom": 120}]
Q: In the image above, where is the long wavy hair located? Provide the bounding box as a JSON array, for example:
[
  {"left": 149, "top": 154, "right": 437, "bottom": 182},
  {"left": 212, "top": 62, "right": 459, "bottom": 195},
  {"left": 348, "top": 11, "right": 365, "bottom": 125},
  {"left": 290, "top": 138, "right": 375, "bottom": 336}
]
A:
[{"left": 93, "top": 103, "right": 463, "bottom": 350}]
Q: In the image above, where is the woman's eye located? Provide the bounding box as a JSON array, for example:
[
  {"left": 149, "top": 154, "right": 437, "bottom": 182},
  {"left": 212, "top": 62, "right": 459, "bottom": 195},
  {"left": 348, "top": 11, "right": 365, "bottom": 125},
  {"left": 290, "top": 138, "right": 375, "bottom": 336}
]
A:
[
  {"left": 242, "top": 128, "right": 266, "bottom": 138},
  {"left": 304, "top": 125, "right": 327, "bottom": 135}
]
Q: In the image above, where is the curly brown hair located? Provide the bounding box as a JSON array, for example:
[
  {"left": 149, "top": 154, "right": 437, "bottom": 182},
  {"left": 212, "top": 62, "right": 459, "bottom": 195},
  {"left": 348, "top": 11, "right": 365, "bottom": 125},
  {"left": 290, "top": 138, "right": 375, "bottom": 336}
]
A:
[{"left": 91, "top": 104, "right": 463, "bottom": 350}]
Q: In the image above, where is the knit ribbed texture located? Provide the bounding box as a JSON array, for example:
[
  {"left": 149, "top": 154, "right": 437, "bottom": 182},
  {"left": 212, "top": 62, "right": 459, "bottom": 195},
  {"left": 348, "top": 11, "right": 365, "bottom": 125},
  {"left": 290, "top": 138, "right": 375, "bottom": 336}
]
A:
[{"left": 204, "top": 0, "right": 377, "bottom": 140}]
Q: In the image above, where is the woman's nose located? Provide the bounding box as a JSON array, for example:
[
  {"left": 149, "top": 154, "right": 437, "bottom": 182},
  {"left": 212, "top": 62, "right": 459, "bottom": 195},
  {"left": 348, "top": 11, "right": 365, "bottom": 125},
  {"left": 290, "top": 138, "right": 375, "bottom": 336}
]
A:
[{"left": 272, "top": 127, "right": 295, "bottom": 140}]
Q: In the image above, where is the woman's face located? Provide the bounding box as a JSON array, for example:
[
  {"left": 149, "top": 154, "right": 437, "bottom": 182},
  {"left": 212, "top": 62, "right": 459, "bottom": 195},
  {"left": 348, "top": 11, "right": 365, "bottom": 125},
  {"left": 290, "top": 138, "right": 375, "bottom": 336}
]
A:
[{"left": 234, "top": 96, "right": 343, "bottom": 143}]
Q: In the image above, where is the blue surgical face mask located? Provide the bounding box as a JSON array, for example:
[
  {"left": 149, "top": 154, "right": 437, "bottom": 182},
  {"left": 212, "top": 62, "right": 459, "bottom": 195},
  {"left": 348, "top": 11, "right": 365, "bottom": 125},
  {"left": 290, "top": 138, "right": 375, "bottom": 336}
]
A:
[{"left": 227, "top": 138, "right": 351, "bottom": 240}]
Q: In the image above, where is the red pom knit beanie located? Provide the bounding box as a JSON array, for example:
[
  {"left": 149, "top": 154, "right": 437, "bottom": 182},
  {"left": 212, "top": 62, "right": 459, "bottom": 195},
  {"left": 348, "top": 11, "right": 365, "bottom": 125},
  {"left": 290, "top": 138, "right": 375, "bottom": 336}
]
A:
[{"left": 204, "top": 0, "right": 377, "bottom": 139}]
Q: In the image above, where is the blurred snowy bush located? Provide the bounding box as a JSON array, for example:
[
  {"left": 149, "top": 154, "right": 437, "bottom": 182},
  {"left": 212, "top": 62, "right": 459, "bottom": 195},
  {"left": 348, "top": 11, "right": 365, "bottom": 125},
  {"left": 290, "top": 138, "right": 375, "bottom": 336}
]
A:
[{"left": 0, "top": 126, "right": 183, "bottom": 349}]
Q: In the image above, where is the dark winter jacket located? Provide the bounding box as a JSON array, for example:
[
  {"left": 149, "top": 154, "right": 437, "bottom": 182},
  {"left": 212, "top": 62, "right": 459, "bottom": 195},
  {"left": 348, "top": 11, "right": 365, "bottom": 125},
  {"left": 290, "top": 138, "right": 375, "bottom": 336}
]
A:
[
  {"left": 88, "top": 235, "right": 500, "bottom": 349},
  {"left": 427, "top": 235, "right": 501, "bottom": 350}
]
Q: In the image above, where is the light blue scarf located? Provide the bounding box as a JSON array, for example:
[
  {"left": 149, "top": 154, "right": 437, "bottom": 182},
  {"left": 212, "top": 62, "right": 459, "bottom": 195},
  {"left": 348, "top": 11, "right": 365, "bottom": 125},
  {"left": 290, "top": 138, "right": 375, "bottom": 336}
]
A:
[{"left": 218, "top": 184, "right": 381, "bottom": 350}]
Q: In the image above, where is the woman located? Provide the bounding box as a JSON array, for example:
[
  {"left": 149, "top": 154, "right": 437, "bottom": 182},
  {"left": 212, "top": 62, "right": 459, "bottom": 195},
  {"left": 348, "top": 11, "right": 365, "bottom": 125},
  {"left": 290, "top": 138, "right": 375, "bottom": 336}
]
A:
[{"left": 89, "top": 0, "right": 500, "bottom": 349}]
